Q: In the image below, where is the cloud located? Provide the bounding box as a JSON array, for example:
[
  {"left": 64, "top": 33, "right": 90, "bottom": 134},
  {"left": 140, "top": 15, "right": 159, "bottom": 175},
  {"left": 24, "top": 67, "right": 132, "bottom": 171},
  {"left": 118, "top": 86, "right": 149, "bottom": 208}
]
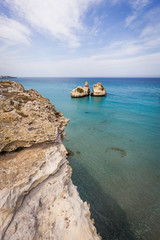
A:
[
  {"left": 91, "top": 25, "right": 160, "bottom": 60},
  {"left": 129, "top": 0, "right": 150, "bottom": 10},
  {"left": 1, "top": 51, "right": 160, "bottom": 77},
  {"left": 125, "top": 0, "right": 150, "bottom": 26},
  {"left": 87, "top": 18, "right": 160, "bottom": 62},
  {"left": 5, "top": 0, "right": 102, "bottom": 47},
  {"left": 125, "top": 14, "right": 137, "bottom": 27},
  {"left": 1, "top": 0, "right": 159, "bottom": 77},
  {"left": 141, "top": 23, "right": 160, "bottom": 38},
  {"left": 0, "top": 15, "right": 31, "bottom": 45}
]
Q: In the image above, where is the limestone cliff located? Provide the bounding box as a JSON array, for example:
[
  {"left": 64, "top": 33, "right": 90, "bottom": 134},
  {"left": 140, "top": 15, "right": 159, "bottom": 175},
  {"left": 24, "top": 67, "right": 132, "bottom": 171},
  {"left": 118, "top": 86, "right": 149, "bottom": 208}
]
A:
[
  {"left": 0, "top": 80, "right": 68, "bottom": 152},
  {"left": 0, "top": 80, "right": 101, "bottom": 240}
]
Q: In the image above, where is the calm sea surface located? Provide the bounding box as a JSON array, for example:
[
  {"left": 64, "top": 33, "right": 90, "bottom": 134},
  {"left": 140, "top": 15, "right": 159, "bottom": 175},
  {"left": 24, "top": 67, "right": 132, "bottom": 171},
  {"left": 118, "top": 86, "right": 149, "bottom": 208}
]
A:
[{"left": 14, "top": 78, "right": 160, "bottom": 239}]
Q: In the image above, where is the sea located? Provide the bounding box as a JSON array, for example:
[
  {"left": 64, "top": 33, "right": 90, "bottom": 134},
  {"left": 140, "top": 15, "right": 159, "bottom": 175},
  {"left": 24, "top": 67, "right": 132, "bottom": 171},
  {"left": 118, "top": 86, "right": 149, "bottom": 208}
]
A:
[{"left": 8, "top": 77, "right": 160, "bottom": 240}]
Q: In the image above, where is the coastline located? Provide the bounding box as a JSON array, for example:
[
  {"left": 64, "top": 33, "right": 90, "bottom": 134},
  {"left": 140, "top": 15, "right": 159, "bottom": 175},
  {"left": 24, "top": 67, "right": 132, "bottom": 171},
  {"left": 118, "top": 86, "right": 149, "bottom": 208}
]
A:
[
  {"left": 0, "top": 80, "right": 101, "bottom": 240},
  {"left": 1, "top": 77, "right": 160, "bottom": 240},
  {"left": 0, "top": 76, "right": 16, "bottom": 79}
]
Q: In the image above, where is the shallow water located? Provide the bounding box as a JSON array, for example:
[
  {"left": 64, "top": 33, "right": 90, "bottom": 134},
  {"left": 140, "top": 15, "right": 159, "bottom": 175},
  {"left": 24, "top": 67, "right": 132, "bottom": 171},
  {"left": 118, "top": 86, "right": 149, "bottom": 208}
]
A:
[{"left": 16, "top": 77, "right": 160, "bottom": 240}]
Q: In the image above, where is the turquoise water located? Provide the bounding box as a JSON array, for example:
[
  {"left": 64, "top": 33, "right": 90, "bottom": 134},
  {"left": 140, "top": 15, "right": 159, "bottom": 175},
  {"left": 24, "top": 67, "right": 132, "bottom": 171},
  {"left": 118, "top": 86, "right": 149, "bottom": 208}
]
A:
[{"left": 16, "top": 78, "right": 160, "bottom": 239}]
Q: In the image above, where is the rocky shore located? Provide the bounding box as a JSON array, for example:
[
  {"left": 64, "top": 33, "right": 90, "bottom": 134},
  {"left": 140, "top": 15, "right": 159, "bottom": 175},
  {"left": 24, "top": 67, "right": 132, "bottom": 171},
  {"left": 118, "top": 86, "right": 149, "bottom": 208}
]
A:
[{"left": 0, "top": 80, "right": 101, "bottom": 240}]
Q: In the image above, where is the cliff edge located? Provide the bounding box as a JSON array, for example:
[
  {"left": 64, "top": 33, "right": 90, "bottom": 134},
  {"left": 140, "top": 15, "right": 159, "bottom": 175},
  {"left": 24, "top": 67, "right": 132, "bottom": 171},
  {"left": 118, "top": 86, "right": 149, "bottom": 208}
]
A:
[{"left": 0, "top": 80, "right": 101, "bottom": 240}]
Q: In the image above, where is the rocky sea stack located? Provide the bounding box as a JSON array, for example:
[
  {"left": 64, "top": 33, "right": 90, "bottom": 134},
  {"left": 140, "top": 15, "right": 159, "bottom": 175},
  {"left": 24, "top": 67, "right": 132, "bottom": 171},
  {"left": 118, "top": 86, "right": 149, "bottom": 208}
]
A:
[
  {"left": 91, "top": 83, "right": 106, "bottom": 96},
  {"left": 71, "top": 82, "right": 90, "bottom": 98},
  {"left": 0, "top": 80, "right": 101, "bottom": 240}
]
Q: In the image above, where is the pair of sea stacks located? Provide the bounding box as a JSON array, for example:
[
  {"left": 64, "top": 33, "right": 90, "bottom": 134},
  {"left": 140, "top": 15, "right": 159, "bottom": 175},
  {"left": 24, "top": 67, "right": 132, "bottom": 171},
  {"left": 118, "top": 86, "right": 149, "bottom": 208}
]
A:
[{"left": 71, "top": 82, "right": 106, "bottom": 98}]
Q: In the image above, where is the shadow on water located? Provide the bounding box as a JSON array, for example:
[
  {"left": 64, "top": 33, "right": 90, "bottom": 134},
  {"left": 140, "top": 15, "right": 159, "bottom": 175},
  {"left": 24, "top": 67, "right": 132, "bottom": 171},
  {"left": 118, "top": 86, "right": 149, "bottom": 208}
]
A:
[
  {"left": 70, "top": 160, "right": 136, "bottom": 240},
  {"left": 71, "top": 96, "right": 90, "bottom": 104},
  {"left": 91, "top": 96, "right": 106, "bottom": 104}
]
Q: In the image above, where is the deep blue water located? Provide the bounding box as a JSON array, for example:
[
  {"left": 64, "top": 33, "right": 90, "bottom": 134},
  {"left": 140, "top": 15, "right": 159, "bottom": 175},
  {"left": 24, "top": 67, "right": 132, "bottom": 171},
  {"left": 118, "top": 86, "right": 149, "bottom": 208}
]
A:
[{"left": 8, "top": 78, "right": 160, "bottom": 240}]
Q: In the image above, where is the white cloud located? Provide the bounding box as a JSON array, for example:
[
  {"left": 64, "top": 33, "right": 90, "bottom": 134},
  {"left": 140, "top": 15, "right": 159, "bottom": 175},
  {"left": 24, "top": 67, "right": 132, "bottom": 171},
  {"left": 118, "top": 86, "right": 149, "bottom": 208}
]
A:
[
  {"left": 140, "top": 23, "right": 160, "bottom": 38},
  {"left": 129, "top": 0, "right": 150, "bottom": 10},
  {"left": 125, "top": 0, "right": 150, "bottom": 26},
  {"left": 5, "top": 0, "right": 102, "bottom": 47},
  {"left": 125, "top": 14, "right": 137, "bottom": 27},
  {"left": 1, "top": 51, "right": 160, "bottom": 77},
  {"left": 89, "top": 31, "right": 160, "bottom": 61},
  {"left": 139, "top": 8, "right": 160, "bottom": 49},
  {"left": 1, "top": 0, "right": 159, "bottom": 77},
  {"left": 0, "top": 15, "right": 31, "bottom": 45}
]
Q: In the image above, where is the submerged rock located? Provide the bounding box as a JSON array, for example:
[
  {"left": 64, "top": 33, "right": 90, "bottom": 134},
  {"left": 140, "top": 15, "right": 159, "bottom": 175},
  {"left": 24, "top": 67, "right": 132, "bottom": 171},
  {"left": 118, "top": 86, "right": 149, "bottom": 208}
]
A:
[
  {"left": 71, "top": 82, "right": 90, "bottom": 98},
  {"left": 0, "top": 80, "right": 101, "bottom": 240},
  {"left": 105, "top": 147, "right": 126, "bottom": 157},
  {"left": 66, "top": 148, "right": 74, "bottom": 157},
  {"left": 110, "top": 147, "right": 126, "bottom": 157},
  {"left": 91, "top": 83, "right": 106, "bottom": 96}
]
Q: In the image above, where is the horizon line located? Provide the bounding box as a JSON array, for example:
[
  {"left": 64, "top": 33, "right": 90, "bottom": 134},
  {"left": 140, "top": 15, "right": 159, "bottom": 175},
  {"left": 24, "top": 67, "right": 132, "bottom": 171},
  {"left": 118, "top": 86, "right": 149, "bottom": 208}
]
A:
[{"left": 7, "top": 76, "right": 160, "bottom": 78}]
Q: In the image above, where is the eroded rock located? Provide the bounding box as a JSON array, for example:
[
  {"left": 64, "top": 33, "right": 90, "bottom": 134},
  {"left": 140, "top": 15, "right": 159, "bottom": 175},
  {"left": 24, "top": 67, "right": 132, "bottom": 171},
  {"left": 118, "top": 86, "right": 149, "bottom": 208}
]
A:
[
  {"left": 0, "top": 80, "right": 69, "bottom": 152},
  {"left": 71, "top": 82, "right": 90, "bottom": 98},
  {"left": 91, "top": 83, "right": 106, "bottom": 96}
]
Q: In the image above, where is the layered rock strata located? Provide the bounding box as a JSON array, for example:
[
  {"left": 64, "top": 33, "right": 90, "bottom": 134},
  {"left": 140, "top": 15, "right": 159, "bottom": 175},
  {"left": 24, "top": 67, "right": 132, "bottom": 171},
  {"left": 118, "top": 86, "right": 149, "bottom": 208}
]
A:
[
  {"left": 0, "top": 80, "right": 68, "bottom": 152},
  {"left": 0, "top": 80, "right": 101, "bottom": 240},
  {"left": 71, "top": 82, "right": 90, "bottom": 98},
  {"left": 91, "top": 83, "right": 106, "bottom": 96}
]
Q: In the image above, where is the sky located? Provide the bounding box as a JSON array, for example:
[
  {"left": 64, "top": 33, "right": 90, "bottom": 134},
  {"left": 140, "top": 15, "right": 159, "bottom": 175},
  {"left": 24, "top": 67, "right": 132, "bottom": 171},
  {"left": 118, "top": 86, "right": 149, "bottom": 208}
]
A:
[{"left": 0, "top": 0, "right": 160, "bottom": 77}]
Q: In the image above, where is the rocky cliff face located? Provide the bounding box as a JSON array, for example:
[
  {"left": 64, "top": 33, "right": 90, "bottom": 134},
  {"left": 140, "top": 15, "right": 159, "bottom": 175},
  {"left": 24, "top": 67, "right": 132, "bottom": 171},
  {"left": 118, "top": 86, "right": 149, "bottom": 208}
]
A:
[
  {"left": 0, "top": 80, "right": 101, "bottom": 240},
  {"left": 0, "top": 81, "right": 68, "bottom": 152}
]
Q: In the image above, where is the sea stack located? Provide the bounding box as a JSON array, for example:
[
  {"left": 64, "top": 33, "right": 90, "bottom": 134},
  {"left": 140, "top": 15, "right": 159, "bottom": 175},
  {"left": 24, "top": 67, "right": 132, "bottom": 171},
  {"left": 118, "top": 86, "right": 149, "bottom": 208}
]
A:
[
  {"left": 0, "top": 80, "right": 101, "bottom": 240},
  {"left": 71, "top": 82, "right": 90, "bottom": 98},
  {"left": 91, "top": 82, "right": 106, "bottom": 96}
]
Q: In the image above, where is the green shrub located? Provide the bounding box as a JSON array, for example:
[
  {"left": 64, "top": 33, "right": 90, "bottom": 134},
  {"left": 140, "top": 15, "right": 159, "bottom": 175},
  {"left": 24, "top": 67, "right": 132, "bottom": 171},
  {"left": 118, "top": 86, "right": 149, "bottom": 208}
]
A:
[{"left": 76, "top": 88, "right": 84, "bottom": 93}]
